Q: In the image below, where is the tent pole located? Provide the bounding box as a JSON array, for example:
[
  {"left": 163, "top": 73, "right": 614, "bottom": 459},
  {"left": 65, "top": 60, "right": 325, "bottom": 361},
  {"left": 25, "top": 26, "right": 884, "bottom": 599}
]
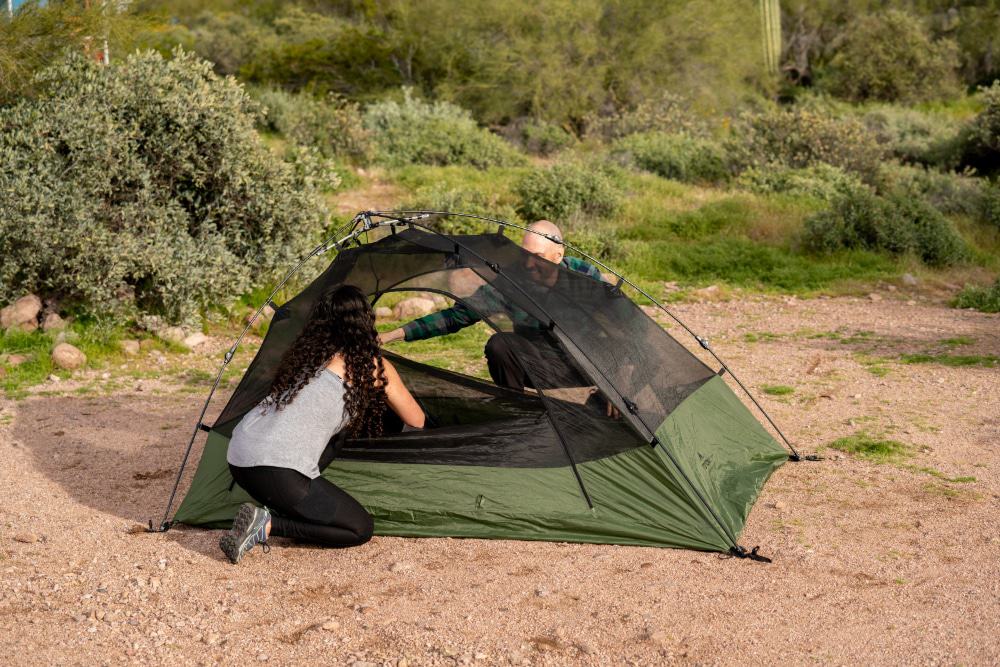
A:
[
  {"left": 373, "top": 210, "right": 802, "bottom": 460},
  {"left": 149, "top": 214, "right": 370, "bottom": 533}
]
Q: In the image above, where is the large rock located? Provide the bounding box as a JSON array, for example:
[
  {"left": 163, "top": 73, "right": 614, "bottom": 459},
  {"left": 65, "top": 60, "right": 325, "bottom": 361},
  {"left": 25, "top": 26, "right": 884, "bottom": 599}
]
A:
[
  {"left": 51, "top": 343, "right": 86, "bottom": 370},
  {"left": 158, "top": 326, "right": 186, "bottom": 344},
  {"left": 393, "top": 298, "right": 437, "bottom": 320},
  {"left": 1, "top": 353, "right": 29, "bottom": 367},
  {"left": 41, "top": 312, "right": 66, "bottom": 332},
  {"left": 374, "top": 306, "right": 393, "bottom": 320},
  {"left": 119, "top": 340, "right": 140, "bottom": 356},
  {"left": 183, "top": 332, "right": 209, "bottom": 349},
  {"left": 1, "top": 294, "right": 42, "bottom": 331}
]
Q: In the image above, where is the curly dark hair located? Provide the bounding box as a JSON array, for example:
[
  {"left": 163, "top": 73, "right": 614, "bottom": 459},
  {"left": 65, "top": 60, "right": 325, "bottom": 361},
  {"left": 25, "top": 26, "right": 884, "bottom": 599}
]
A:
[{"left": 265, "top": 284, "right": 387, "bottom": 437}]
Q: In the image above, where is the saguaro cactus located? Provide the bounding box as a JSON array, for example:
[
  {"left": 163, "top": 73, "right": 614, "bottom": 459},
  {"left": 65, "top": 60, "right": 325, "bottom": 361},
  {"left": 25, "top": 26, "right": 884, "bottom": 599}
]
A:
[{"left": 759, "top": 0, "right": 781, "bottom": 74}]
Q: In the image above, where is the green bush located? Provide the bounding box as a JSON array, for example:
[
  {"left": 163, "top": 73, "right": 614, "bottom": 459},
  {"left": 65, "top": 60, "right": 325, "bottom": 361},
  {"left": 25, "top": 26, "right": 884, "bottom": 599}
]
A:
[
  {"left": 584, "top": 91, "right": 710, "bottom": 140},
  {"left": 0, "top": 50, "right": 329, "bottom": 324},
  {"left": 982, "top": 182, "right": 1000, "bottom": 229},
  {"left": 953, "top": 277, "right": 1000, "bottom": 313},
  {"left": 728, "top": 109, "right": 885, "bottom": 182},
  {"left": 961, "top": 82, "right": 1000, "bottom": 175},
  {"left": 252, "top": 87, "right": 372, "bottom": 161},
  {"left": 400, "top": 185, "right": 522, "bottom": 234},
  {"left": 736, "top": 164, "right": 870, "bottom": 203},
  {"left": 821, "top": 10, "right": 961, "bottom": 103},
  {"left": 612, "top": 132, "right": 729, "bottom": 183},
  {"left": 517, "top": 121, "right": 576, "bottom": 156},
  {"left": 860, "top": 105, "right": 966, "bottom": 168},
  {"left": 876, "top": 163, "right": 986, "bottom": 218},
  {"left": 804, "top": 191, "right": 967, "bottom": 266},
  {"left": 363, "top": 89, "right": 525, "bottom": 169},
  {"left": 514, "top": 162, "right": 622, "bottom": 222}
]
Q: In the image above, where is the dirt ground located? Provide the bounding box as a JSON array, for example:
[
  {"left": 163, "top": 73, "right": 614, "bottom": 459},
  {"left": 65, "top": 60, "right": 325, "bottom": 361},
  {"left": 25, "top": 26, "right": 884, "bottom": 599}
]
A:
[{"left": 1, "top": 295, "right": 998, "bottom": 666}]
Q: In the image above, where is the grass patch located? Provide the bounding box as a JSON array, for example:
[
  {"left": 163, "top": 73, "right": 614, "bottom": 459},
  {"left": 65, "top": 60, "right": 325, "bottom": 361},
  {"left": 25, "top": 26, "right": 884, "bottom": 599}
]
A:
[
  {"left": 828, "top": 432, "right": 912, "bottom": 463},
  {"left": 939, "top": 336, "right": 974, "bottom": 348},
  {"left": 899, "top": 353, "right": 998, "bottom": 368},
  {"left": 743, "top": 332, "right": 781, "bottom": 343},
  {"left": 376, "top": 319, "right": 491, "bottom": 378},
  {"left": 762, "top": 384, "right": 794, "bottom": 395},
  {"left": 903, "top": 465, "right": 977, "bottom": 483}
]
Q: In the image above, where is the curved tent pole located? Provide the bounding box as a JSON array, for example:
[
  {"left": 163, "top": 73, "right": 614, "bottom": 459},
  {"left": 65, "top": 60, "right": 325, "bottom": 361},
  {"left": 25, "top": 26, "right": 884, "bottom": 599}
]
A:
[
  {"left": 148, "top": 212, "right": 381, "bottom": 533},
  {"left": 370, "top": 210, "right": 801, "bottom": 461}
]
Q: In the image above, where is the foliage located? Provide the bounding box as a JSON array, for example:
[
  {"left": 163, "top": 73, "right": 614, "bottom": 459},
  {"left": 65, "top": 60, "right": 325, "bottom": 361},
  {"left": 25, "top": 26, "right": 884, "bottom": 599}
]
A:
[
  {"left": 517, "top": 121, "right": 576, "bottom": 156},
  {"left": 514, "top": 162, "right": 622, "bottom": 222},
  {"left": 876, "top": 163, "right": 986, "bottom": 218},
  {"left": 728, "top": 109, "right": 885, "bottom": 182},
  {"left": 953, "top": 277, "right": 1000, "bottom": 313},
  {"left": 860, "top": 104, "right": 966, "bottom": 168},
  {"left": 821, "top": 10, "right": 961, "bottom": 103},
  {"left": 0, "top": 1, "right": 149, "bottom": 104},
  {"left": 612, "top": 132, "right": 729, "bottom": 184},
  {"left": 584, "top": 91, "right": 711, "bottom": 140},
  {"left": 803, "top": 190, "right": 968, "bottom": 266},
  {"left": 983, "top": 182, "right": 1000, "bottom": 229},
  {"left": 363, "top": 90, "right": 525, "bottom": 169},
  {"left": 0, "top": 50, "right": 328, "bottom": 324},
  {"left": 399, "top": 185, "right": 522, "bottom": 234},
  {"left": 961, "top": 82, "right": 1000, "bottom": 175},
  {"left": 252, "top": 86, "right": 372, "bottom": 161},
  {"left": 736, "top": 164, "right": 870, "bottom": 203}
]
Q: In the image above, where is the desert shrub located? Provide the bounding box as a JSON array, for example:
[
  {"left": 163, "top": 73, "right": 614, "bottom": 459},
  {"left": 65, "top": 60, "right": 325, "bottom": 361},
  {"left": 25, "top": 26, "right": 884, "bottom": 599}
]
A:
[
  {"left": 860, "top": 105, "right": 966, "bottom": 168},
  {"left": 728, "top": 109, "right": 884, "bottom": 182},
  {"left": 737, "top": 164, "right": 871, "bottom": 203},
  {"left": 0, "top": 50, "right": 329, "bottom": 324},
  {"left": 982, "top": 182, "right": 1000, "bottom": 229},
  {"left": 252, "top": 87, "right": 372, "bottom": 161},
  {"left": 518, "top": 120, "right": 576, "bottom": 156},
  {"left": 961, "top": 81, "right": 1000, "bottom": 175},
  {"left": 804, "top": 191, "right": 967, "bottom": 266},
  {"left": 821, "top": 10, "right": 961, "bottom": 103},
  {"left": 876, "top": 163, "right": 986, "bottom": 218},
  {"left": 514, "top": 162, "right": 622, "bottom": 222},
  {"left": 584, "top": 91, "right": 710, "bottom": 140},
  {"left": 399, "top": 185, "right": 522, "bottom": 234},
  {"left": 953, "top": 278, "right": 1000, "bottom": 313},
  {"left": 363, "top": 90, "right": 525, "bottom": 169},
  {"left": 611, "top": 132, "right": 729, "bottom": 183}
]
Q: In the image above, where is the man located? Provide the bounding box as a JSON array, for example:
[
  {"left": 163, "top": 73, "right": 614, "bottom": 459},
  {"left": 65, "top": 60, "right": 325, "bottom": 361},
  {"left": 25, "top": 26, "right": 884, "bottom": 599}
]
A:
[{"left": 379, "top": 220, "right": 610, "bottom": 392}]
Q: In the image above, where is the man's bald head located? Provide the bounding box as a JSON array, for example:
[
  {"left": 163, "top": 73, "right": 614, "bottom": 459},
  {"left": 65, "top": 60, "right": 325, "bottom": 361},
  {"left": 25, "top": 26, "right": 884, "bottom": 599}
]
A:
[{"left": 522, "top": 220, "right": 564, "bottom": 264}]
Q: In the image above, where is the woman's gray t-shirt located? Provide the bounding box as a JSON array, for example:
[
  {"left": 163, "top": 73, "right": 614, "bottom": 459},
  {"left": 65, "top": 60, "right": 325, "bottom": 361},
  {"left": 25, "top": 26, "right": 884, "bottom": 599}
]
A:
[{"left": 227, "top": 368, "right": 350, "bottom": 479}]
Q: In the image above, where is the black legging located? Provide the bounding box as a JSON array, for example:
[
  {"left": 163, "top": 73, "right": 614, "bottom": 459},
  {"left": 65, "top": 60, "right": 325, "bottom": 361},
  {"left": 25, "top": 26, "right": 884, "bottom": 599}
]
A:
[{"left": 229, "top": 440, "right": 373, "bottom": 548}]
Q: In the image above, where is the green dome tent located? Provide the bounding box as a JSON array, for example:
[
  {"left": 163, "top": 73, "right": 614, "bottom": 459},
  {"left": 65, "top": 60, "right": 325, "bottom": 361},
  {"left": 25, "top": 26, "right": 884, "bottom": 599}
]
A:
[{"left": 159, "top": 211, "right": 795, "bottom": 556}]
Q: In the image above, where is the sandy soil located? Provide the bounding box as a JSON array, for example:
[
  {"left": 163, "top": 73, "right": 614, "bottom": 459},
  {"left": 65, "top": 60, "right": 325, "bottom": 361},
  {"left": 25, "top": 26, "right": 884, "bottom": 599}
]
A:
[{"left": 1, "top": 295, "right": 998, "bottom": 666}]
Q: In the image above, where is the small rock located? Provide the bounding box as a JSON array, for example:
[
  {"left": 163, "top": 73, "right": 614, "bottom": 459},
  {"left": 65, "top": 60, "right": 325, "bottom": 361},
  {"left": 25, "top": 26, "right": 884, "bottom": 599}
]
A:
[
  {"left": 1, "top": 294, "right": 42, "bottom": 331},
  {"left": 374, "top": 306, "right": 393, "bottom": 320},
  {"left": 648, "top": 629, "right": 669, "bottom": 646},
  {"left": 13, "top": 532, "right": 38, "bottom": 544},
  {"left": 47, "top": 374, "right": 61, "bottom": 383},
  {"left": 203, "top": 632, "right": 220, "bottom": 646},
  {"left": 393, "top": 297, "right": 437, "bottom": 320},
  {"left": 887, "top": 285, "right": 897, "bottom": 292},
  {"left": 256, "top": 654, "right": 268, "bottom": 662},
  {"left": 867, "top": 293, "right": 882, "bottom": 302},
  {"left": 852, "top": 393, "right": 862, "bottom": 399},
  {"left": 41, "top": 312, "right": 66, "bottom": 332},
  {"left": 51, "top": 343, "right": 86, "bottom": 370},
  {"left": 321, "top": 619, "right": 340, "bottom": 632},
  {"left": 902, "top": 273, "right": 918, "bottom": 286},
  {"left": 906, "top": 300, "right": 917, "bottom": 306},
  {"left": 183, "top": 332, "right": 209, "bottom": 349},
  {"left": 120, "top": 340, "right": 140, "bottom": 356},
  {"left": 389, "top": 561, "right": 413, "bottom": 573},
  {"left": 3, "top": 353, "right": 29, "bottom": 366},
  {"left": 534, "top": 587, "right": 550, "bottom": 598},
  {"left": 397, "top": 659, "right": 409, "bottom": 667},
  {"left": 772, "top": 501, "right": 788, "bottom": 511},
  {"left": 159, "top": 327, "right": 186, "bottom": 344}
]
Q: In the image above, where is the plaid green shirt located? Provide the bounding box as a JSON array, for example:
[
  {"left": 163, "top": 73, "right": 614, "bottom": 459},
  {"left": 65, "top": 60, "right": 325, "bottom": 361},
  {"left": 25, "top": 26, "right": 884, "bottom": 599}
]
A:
[{"left": 402, "top": 256, "right": 604, "bottom": 341}]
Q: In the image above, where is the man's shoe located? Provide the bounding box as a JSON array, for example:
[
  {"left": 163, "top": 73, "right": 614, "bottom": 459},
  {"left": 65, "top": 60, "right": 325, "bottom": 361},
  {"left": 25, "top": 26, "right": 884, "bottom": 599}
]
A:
[{"left": 219, "top": 503, "right": 271, "bottom": 564}]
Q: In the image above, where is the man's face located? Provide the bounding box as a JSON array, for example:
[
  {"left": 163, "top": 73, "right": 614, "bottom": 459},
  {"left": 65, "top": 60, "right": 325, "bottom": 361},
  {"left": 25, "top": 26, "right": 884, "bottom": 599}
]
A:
[{"left": 522, "top": 235, "right": 563, "bottom": 286}]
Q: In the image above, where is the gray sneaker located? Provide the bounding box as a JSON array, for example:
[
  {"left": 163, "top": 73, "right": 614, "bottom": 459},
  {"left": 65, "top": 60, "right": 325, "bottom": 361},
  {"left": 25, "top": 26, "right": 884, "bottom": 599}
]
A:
[{"left": 219, "top": 503, "right": 271, "bottom": 564}]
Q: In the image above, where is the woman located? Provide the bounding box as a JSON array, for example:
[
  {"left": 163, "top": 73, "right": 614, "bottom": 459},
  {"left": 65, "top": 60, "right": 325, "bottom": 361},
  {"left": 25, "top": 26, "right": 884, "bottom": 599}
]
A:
[{"left": 219, "top": 285, "right": 425, "bottom": 564}]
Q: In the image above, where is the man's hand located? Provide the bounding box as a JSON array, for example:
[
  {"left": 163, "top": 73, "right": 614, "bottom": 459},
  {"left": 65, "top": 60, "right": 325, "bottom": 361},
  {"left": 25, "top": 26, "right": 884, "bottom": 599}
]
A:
[{"left": 379, "top": 328, "right": 405, "bottom": 346}]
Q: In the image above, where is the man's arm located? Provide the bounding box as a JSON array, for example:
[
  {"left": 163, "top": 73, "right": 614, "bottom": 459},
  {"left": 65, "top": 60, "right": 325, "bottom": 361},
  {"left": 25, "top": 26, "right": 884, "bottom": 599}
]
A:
[
  {"left": 564, "top": 255, "right": 614, "bottom": 284},
  {"left": 379, "top": 302, "right": 482, "bottom": 345}
]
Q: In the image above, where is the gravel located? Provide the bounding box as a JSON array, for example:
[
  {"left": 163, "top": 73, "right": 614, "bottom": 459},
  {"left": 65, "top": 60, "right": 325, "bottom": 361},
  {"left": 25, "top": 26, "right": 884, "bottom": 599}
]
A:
[{"left": 1, "top": 296, "right": 998, "bottom": 665}]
